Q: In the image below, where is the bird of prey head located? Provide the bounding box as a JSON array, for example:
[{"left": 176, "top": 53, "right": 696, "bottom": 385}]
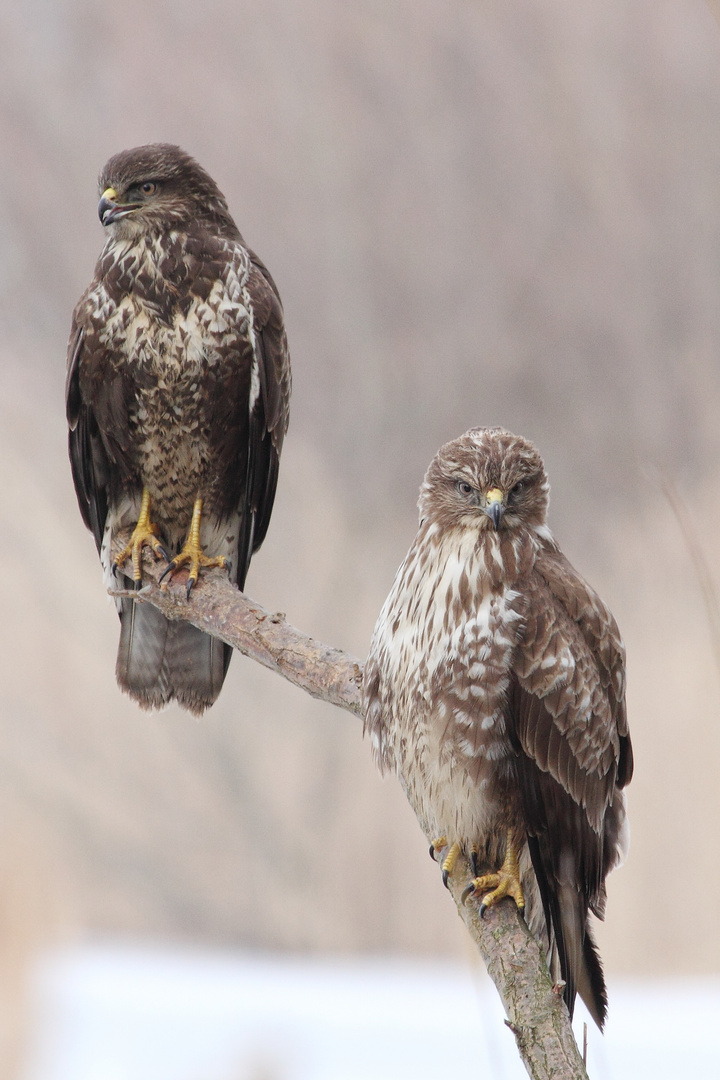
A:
[
  {"left": 418, "top": 426, "right": 551, "bottom": 534},
  {"left": 97, "top": 142, "right": 239, "bottom": 239}
]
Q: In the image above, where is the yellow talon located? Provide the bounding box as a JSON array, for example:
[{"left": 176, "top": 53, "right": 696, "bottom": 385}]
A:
[
  {"left": 113, "top": 487, "right": 167, "bottom": 582},
  {"left": 441, "top": 841, "right": 462, "bottom": 888},
  {"left": 429, "top": 836, "right": 448, "bottom": 861},
  {"left": 462, "top": 829, "right": 525, "bottom": 913},
  {"left": 160, "top": 497, "right": 226, "bottom": 596}
]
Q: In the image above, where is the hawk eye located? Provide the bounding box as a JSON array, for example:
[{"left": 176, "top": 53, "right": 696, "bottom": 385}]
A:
[
  {"left": 140, "top": 182, "right": 157, "bottom": 196},
  {"left": 456, "top": 480, "right": 474, "bottom": 497},
  {"left": 510, "top": 480, "right": 526, "bottom": 496}
]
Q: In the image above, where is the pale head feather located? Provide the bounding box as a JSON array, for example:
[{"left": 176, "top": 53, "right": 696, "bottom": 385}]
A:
[{"left": 417, "top": 426, "right": 550, "bottom": 536}]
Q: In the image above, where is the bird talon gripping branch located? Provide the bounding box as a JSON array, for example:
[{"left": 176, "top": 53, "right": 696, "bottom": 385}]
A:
[
  {"left": 462, "top": 830, "right": 525, "bottom": 913},
  {"left": 158, "top": 497, "right": 227, "bottom": 597},
  {"left": 112, "top": 488, "right": 168, "bottom": 583},
  {"left": 428, "top": 837, "right": 447, "bottom": 862},
  {"left": 440, "top": 841, "right": 462, "bottom": 888}
]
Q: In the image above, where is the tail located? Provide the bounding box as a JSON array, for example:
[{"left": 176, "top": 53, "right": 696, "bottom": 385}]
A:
[
  {"left": 115, "top": 597, "right": 231, "bottom": 715},
  {"left": 575, "top": 920, "right": 608, "bottom": 1031},
  {"left": 527, "top": 835, "right": 608, "bottom": 1029}
]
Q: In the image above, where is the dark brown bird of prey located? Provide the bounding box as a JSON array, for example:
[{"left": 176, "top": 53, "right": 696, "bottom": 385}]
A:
[
  {"left": 66, "top": 144, "right": 290, "bottom": 714},
  {"left": 364, "top": 427, "right": 632, "bottom": 1028}
]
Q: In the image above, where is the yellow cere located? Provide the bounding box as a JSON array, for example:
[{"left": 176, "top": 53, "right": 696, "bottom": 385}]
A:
[
  {"left": 102, "top": 187, "right": 118, "bottom": 201},
  {"left": 485, "top": 487, "right": 504, "bottom": 504}
]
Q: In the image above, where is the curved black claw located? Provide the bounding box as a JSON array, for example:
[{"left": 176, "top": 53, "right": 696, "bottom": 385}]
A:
[
  {"left": 158, "top": 560, "right": 177, "bottom": 585},
  {"left": 478, "top": 902, "right": 488, "bottom": 919},
  {"left": 186, "top": 576, "right": 198, "bottom": 600},
  {"left": 429, "top": 844, "right": 437, "bottom": 861},
  {"left": 133, "top": 577, "right": 143, "bottom": 592},
  {"left": 157, "top": 544, "right": 172, "bottom": 564},
  {"left": 461, "top": 883, "right": 476, "bottom": 905},
  {"left": 442, "top": 868, "right": 450, "bottom": 889},
  {"left": 470, "top": 850, "right": 479, "bottom": 877}
]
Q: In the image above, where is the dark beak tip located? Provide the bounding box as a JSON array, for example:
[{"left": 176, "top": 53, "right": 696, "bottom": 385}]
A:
[
  {"left": 488, "top": 504, "right": 503, "bottom": 530},
  {"left": 98, "top": 195, "right": 136, "bottom": 227},
  {"left": 98, "top": 196, "right": 116, "bottom": 226}
]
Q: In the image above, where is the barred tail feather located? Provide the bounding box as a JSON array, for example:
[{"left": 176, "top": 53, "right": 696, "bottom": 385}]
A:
[
  {"left": 162, "top": 620, "right": 231, "bottom": 715},
  {"left": 116, "top": 598, "right": 230, "bottom": 715}
]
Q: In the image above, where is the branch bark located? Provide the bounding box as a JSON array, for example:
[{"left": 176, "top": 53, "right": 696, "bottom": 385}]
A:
[{"left": 110, "top": 558, "right": 589, "bottom": 1080}]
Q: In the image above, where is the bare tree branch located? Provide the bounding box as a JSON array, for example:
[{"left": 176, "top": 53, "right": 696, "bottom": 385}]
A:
[
  {"left": 448, "top": 862, "right": 589, "bottom": 1080},
  {"left": 110, "top": 555, "right": 589, "bottom": 1080},
  {"left": 111, "top": 557, "right": 365, "bottom": 717}
]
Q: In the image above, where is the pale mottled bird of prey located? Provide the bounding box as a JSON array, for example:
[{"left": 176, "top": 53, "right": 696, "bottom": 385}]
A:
[
  {"left": 364, "top": 427, "right": 632, "bottom": 1027},
  {"left": 66, "top": 143, "right": 291, "bottom": 714}
]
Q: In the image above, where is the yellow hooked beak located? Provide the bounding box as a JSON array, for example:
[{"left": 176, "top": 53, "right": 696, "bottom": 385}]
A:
[
  {"left": 484, "top": 487, "right": 505, "bottom": 530},
  {"left": 98, "top": 186, "right": 141, "bottom": 226}
]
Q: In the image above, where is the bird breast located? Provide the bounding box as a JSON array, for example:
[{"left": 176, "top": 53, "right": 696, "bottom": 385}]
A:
[
  {"left": 90, "top": 236, "right": 256, "bottom": 533},
  {"left": 366, "top": 525, "right": 527, "bottom": 841}
]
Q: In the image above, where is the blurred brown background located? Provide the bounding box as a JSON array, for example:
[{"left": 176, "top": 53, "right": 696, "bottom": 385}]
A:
[{"left": 1, "top": 0, "right": 720, "bottom": 1040}]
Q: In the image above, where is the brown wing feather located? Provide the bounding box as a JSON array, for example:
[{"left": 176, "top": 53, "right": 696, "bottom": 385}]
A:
[
  {"left": 535, "top": 546, "right": 633, "bottom": 780},
  {"left": 66, "top": 324, "right": 110, "bottom": 552},
  {"left": 514, "top": 554, "right": 630, "bottom": 818},
  {"left": 244, "top": 257, "right": 291, "bottom": 554},
  {"left": 506, "top": 550, "right": 630, "bottom": 1028},
  {"left": 246, "top": 250, "right": 292, "bottom": 444},
  {"left": 202, "top": 255, "right": 290, "bottom": 589}
]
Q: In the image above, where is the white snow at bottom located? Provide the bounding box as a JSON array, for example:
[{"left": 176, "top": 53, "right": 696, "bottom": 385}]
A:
[{"left": 21, "top": 946, "right": 720, "bottom": 1080}]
